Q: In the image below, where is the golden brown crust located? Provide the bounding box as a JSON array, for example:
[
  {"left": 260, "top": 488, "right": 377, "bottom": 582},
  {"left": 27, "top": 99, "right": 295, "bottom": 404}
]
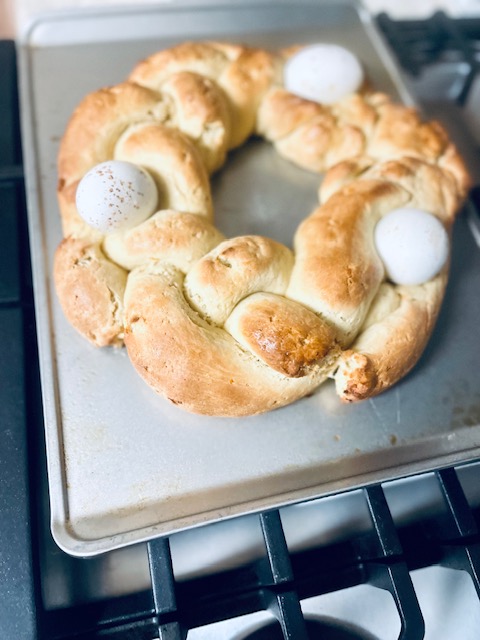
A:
[
  {"left": 335, "top": 275, "right": 447, "bottom": 401},
  {"left": 143, "top": 71, "right": 230, "bottom": 173},
  {"left": 367, "top": 102, "right": 450, "bottom": 162},
  {"left": 258, "top": 88, "right": 367, "bottom": 172},
  {"left": 184, "top": 236, "right": 294, "bottom": 325},
  {"left": 320, "top": 155, "right": 465, "bottom": 222},
  {"left": 114, "top": 122, "right": 213, "bottom": 217},
  {"left": 257, "top": 88, "right": 333, "bottom": 140},
  {"left": 319, "top": 155, "right": 375, "bottom": 203},
  {"left": 103, "top": 210, "right": 224, "bottom": 272},
  {"left": 216, "top": 45, "right": 282, "bottom": 148},
  {"left": 54, "top": 40, "right": 471, "bottom": 415},
  {"left": 287, "top": 179, "right": 410, "bottom": 342},
  {"left": 129, "top": 41, "right": 281, "bottom": 150},
  {"left": 225, "top": 292, "right": 340, "bottom": 378},
  {"left": 58, "top": 82, "right": 163, "bottom": 188},
  {"left": 128, "top": 41, "right": 232, "bottom": 88},
  {"left": 54, "top": 238, "right": 127, "bottom": 347},
  {"left": 123, "top": 264, "right": 325, "bottom": 417}
]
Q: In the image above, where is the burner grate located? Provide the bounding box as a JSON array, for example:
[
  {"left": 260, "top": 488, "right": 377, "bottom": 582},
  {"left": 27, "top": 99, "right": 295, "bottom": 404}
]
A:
[
  {"left": 376, "top": 12, "right": 480, "bottom": 104},
  {"left": 37, "top": 468, "right": 480, "bottom": 639}
]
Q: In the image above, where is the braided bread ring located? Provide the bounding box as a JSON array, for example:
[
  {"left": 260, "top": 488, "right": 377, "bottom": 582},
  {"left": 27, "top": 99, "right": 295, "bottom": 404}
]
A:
[{"left": 54, "top": 41, "right": 470, "bottom": 416}]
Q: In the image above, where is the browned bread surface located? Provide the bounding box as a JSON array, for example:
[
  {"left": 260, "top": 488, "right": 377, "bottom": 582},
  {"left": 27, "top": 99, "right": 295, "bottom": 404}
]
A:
[{"left": 54, "top": 41, "right": 470, "bottom": 416}]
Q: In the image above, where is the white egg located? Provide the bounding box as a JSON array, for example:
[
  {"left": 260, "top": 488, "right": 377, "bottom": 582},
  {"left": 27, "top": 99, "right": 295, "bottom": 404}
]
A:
[
  {"left": 374, "top": 208, "right": 449, "bottom": 286},
  {"left": 75, "top": 160, "right": 158, "bottom": 233},
  {"left": 284, "top": 43, "right": 364, "bottom": 104}
]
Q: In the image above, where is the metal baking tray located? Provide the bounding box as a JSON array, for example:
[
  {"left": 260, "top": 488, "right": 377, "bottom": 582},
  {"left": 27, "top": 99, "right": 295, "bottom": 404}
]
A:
[{"left": 18, "top": 0, "right": 480, "bottom": 557}]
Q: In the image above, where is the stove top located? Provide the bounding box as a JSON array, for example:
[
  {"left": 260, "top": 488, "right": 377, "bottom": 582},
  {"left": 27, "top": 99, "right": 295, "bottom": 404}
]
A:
[
  {"left": 0, "top": 39, "right": 37, "bottom": 640},
  {"left": 1, "top": 11, "right": 480, "bottom": 640}
]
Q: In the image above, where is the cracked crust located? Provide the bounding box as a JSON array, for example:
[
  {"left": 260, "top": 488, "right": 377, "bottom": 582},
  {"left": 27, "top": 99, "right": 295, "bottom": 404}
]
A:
[{"left": 53, "top": 238, "right": 127, "bottom": 347}]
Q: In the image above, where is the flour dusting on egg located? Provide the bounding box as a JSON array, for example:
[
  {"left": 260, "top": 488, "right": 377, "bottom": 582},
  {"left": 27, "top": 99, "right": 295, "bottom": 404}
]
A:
[{"left": 76, "top": 160, "right": 158, "bottom": 233}]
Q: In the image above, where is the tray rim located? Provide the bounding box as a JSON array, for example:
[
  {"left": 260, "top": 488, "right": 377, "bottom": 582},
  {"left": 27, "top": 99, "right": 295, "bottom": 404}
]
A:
[{"left": 17, "top": 0, "right": 479, "bottom": 558}]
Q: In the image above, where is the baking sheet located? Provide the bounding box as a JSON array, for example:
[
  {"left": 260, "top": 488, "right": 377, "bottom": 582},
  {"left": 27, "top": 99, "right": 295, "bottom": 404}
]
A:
[{"left": 18, "top": 0, "right": 480, "bottom": 557}]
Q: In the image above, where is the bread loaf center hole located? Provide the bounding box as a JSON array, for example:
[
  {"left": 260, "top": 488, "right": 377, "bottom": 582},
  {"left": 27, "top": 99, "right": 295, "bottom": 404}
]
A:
[{"left": 211, "top": 137, "right": 319, "bottom": 248}]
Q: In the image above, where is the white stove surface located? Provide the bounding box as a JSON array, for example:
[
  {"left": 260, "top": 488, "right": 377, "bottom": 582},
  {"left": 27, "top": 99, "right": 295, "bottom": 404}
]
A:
[{"left": 182, "top": 566, "right": 480, "bottom": 639}]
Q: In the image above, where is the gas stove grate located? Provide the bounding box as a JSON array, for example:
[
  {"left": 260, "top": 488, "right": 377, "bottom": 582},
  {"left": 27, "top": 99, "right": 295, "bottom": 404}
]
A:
[
  {"left": 376, "top": 12, "right": 480, "bottom": 105},
  {"left": 2, "top": 12, "right": 480, "bottom": 640},
  {"left": 38, "top": 470, "right": 480, "bottom": 639}
]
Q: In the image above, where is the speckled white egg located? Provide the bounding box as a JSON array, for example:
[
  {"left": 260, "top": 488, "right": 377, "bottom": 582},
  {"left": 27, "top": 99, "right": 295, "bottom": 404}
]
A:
[
  {"left": 374, "top": 208, "right": 449, "bottom": 286},
  {"left": 284, "top": 43, "right": 364, "bottom": 104},
  {"left": 75, "top": 160, "right": 158, "bottom": 233}
]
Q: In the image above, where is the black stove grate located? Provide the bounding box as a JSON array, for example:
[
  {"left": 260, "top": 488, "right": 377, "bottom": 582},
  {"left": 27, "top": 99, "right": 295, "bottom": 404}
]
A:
[
  {"left": 36, "top": 470, "right": 480, "bottom": 639},
  {"left": 376, "top": 12, "right": 480, "bottom": 105},
  {"left": 1, "top": 12, "right": 480, "bottom": 640}
]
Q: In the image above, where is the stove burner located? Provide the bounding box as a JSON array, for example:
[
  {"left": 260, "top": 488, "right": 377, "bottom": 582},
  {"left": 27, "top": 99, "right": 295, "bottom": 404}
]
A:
[{"left": 243, "top": 617, "right": 376, "bottom": 640}]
